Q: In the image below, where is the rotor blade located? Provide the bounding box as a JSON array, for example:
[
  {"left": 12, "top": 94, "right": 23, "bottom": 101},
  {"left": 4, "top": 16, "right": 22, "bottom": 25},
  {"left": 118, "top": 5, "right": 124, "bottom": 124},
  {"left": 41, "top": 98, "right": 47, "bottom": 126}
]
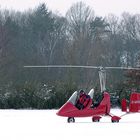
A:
[
  {"left": 105, "top": 66, "right": 140, "bottom": 70},
  {"left": 24, "top": 65, "right": 140, "bottom": 70},
  {"left": 24, "top": 65, "right": 99, "bottom": 69}
]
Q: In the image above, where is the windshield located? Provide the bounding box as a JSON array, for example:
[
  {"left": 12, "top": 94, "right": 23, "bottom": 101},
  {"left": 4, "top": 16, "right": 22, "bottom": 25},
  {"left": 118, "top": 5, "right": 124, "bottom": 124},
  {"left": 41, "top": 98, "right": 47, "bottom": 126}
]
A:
[
  {"left": 68, "top": 91, "right": 78, "bottom": 105},
  {"left": 88, "top": 89, "right": 94, "bottom": 99},
  {"left": 67, "top": 89, "right": 94, "bottom": 105}
]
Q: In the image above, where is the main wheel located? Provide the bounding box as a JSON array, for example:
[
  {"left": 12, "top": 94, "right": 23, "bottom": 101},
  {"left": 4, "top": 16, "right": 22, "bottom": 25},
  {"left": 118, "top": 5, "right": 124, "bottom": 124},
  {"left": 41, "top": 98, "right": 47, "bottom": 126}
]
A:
[
  {"left": 92, "top": 116, "right": 101, "bottom": 122},
  {"left": 67, "top": 117, "right": 75, "bottom": 123},
  {"left": 112, "top": 120, "right": 119, "bottom": 123},
  {"left": 92, "top": 118, "right": 100, "bottom": 122}
]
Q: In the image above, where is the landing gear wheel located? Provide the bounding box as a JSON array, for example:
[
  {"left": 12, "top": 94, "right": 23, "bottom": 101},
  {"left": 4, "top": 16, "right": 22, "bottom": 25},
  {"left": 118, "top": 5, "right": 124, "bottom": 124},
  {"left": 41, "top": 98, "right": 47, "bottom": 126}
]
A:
[
  {"left": 92, "top": 118, "right": 100, "bottom": 122},
  {"left": 92, "top": 116, "right": 101, "bottom": 122},
  {"left": 112, "top": 120, "right": 119, "bottom": 123},
  {"left": 67, "top": 117, "right": 75, "bottom": 123},
  {"left": 111, "top": 116, "right": 121, "bottom": 123}
]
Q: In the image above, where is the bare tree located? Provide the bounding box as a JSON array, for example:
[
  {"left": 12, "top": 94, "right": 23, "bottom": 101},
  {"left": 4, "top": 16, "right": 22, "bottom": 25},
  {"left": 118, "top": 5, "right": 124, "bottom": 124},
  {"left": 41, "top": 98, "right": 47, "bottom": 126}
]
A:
[
  {"left": 119, "top": 13, "right": 140, "bottom": 67},
  {"left": 106, "top": 14, "right": 119, "bottom": 35},
  {"left": 66, "top": 1, "right": 94, "bottom": 41}
]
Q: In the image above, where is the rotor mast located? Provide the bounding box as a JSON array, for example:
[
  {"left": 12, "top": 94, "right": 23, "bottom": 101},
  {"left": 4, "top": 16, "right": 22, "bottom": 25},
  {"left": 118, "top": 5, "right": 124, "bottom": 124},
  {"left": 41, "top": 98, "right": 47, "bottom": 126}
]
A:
[{"left": 98, "top": 67, "right": 106, "bottom": 93}]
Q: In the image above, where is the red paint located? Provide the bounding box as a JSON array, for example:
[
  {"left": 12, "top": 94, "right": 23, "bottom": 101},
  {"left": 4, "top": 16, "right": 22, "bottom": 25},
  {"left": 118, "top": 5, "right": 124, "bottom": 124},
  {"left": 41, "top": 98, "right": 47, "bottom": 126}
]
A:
[
  {"left": 129, "top": 92, "right": 140, "bottom": 112},
  {"left": 121, "top": 98, "right": 127, "bottom": 112},
  {"left": 57, "top": 92, "right": 111, "bottom": 118},
  {"left": 57, "top": 90, "right": 140, "bottom": 123},
  {"left": 111, "top": 116, "right": 121, "bottom": 122}
]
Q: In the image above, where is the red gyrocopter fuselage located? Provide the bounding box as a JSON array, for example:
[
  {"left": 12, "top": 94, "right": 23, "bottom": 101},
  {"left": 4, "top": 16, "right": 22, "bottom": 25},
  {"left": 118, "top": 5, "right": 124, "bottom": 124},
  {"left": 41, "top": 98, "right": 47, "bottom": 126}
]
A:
[{"left": 56, "top": 89, "right": 121, "bottom": 123}]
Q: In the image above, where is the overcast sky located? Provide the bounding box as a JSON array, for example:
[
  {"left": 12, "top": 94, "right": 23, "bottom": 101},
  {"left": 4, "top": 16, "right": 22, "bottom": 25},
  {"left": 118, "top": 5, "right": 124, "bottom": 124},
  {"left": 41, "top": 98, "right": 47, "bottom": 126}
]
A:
[{"left": 0, "top": 0, "right": 140, "bottom": 17}]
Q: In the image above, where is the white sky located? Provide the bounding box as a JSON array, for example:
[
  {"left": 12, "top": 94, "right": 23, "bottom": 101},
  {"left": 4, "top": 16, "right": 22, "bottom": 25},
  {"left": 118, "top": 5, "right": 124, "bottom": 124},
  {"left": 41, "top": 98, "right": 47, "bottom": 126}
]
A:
[{"left": 0, "top": 0, "right": 140, "bottom": 17}]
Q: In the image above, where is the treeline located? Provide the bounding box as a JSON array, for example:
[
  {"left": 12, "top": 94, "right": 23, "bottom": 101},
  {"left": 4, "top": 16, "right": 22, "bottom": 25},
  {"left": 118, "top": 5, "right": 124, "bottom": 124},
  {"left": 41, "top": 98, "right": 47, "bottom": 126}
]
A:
[
  {"left": 0, "top": 2, "right": 140, "bottom": 108},
  {"left": 0, "top": 82, "right": 76, "bottom": 109}
]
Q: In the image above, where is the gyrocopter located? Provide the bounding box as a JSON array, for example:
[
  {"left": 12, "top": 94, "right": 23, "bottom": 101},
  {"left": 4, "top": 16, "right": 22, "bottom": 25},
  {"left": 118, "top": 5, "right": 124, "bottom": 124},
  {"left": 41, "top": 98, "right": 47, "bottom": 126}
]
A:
[{"left": 24, "top": 65, "right": 140, "bottom": 123}]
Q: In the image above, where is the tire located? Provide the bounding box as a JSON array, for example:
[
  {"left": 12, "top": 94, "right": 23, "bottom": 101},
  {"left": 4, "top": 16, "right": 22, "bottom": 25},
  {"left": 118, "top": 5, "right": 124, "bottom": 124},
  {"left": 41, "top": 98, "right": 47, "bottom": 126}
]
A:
[
  {"left": 92, "top": 118, "right": 100, "bottom": 122},
  {"left": 112, "top": 120, "right": 119, "bottom": 123},
  {"left": 67, "top": 117, "right": 75, "bottom": 123}
]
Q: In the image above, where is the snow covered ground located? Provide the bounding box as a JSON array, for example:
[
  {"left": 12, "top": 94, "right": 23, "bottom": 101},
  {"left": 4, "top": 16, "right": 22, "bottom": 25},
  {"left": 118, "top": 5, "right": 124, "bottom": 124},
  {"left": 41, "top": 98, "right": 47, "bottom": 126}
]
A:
[{"left": 0, "top": 109, "right": 140, "bottom": 140}]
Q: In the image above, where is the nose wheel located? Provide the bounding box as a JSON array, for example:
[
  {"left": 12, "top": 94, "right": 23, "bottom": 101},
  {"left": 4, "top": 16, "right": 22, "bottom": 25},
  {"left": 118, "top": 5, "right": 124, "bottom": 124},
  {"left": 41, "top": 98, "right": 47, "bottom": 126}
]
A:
[{"left": 67, "top": 117, "right": 75, "bottom": 123}]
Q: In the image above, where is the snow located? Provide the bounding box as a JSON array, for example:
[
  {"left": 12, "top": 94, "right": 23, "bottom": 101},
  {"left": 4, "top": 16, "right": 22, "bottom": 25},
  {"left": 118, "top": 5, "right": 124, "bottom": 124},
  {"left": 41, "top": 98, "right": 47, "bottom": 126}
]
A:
[{"left": 0, "top": 109, "right": 140, "bottom": 140}]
